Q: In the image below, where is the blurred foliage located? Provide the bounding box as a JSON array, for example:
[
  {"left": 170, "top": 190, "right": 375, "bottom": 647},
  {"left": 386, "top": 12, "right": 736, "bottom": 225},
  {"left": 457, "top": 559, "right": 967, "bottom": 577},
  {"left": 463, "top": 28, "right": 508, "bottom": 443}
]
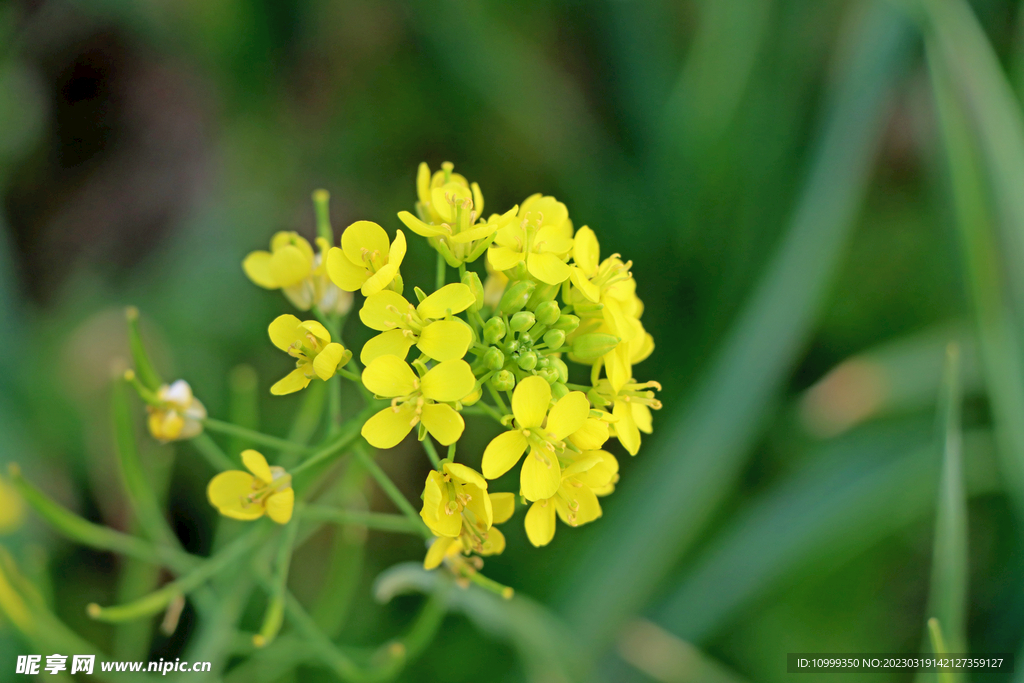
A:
[{"left": 4, "top": 0, "right": 1024, "bottom": 681}]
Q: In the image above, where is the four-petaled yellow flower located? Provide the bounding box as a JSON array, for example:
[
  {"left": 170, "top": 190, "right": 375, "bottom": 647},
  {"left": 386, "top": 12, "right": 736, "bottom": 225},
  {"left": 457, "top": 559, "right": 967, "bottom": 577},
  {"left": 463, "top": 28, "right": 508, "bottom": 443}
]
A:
[
  {"left": 420, "top": 463, "right": 492, "bottom": 538},
  {"left": 360, "top": 356, "right": 475, "bottom": 449},
  {"left": 358, "top": 284, "right": 475, "bottom": 365},
  {"left": 326, "top": 221, "right": 406, "bottom": 296},
  {"left": 424, "top": 490, "right": 515, "bottom": 570},
  {"left": 268, "top": 315, "right": 350, "bottom": 395},
  {"left": 524, "top": 450, "right": 618, "bottom": 547},
  {"left": 488, "top": 195, "right": 574, "bottom": 285},
  {"left": 242, "top": 231, "right": 353, "bottom": 315},
  {"left": 207, "top": 450, "right": 294, "bottom": 524},
  {"left": 592, "top": 378, "right": 662, "bottom": 455},
  {"left": 481, "top": 376, "right": 590, "bottom": 501},
  {"left": 147, "top": 380, "right": 207, "bottom": 442}
]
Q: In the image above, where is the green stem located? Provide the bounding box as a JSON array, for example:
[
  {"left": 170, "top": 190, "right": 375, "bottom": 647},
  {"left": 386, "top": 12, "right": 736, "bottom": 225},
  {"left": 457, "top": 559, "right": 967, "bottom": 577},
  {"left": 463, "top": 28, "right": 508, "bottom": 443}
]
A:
[
  {"left": 421, "top": 437, "right": 442, "bottom": 469},
  {"left": 435, "top": 249, "right": 446, "bottom": 290},
  {"left": 204, "top": 418, "right": 313, "bottom": 454},
  {"left": 125, "top": 307, "right": 162, "bottom": 391},
  {"left": 190, "top": 433, "right": 237, "bottom": 471},
  {"left": 292, "top": 412, "right": 371, "bottom": 478},
  {"left": 354, "top": 446, "right": 431, "bottom": 538},
  {"left": 303, "top": 506, "right": 426, "bottom": 535},
  {"left": 328, "top": 375, "right": 344, "bottom": 435},
  {"left": 486, "top": 383, "right": 510, "bottom": 415},
  {"left": 88, "top": 526, "right": 266, "bottom": 623},
  {"left": 337, "top": 368, "right": 361, "bottom": 383},
  {"left": 447, "top": 443, "right": 456, "bottom": 463},
  {"left": 462, "top": 402, "right": 506, "bottom": 424},
  {"left": 255, "top": 511, "right": 301, "bottom": 647}
]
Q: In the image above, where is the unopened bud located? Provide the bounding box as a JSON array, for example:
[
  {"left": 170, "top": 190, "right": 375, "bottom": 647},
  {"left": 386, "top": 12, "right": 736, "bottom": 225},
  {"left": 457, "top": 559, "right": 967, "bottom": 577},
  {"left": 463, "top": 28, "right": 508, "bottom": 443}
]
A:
[
  {"left": 534, "top": 300, "right": 561, "bottom": 326},
  {"left": 462, "top": 270, "right": 484, "bottom": 312},
  {"left": 517, "top": 351, "right": 538, "bottom": 371},
  {"left": 484, "top": 317, "right": 506, "bottom": 344},
  {"left": 551, "top": 382, "right": 570, "bottom": 400},
  {"left": 526, "top": 282, "right": 559, "bottom": 310},
  {"left": 537, "top": 367, "right": 559, "bottom": 384},
  {"left": 543, "top": 329, "right": 565, "bottom": 350},
  {"left": 552, "top": 314, "right": 580, "bottom": 333},
  {"left": 499, "top": 281, "right": 536, "bottom": 314},
  {"left": 571, "top": 333, "right": 619, "bottom": 362},
  {"left": 492, "top": 370, "right": 516, "bottom": 392},
  {"left": 550, "top": 357, "right": 569, "bottom": 383},
  {"left": 574, "top": 301, "right": 604, "bottom": 316},
  {"left": 510, "top": 311, "right": 535, "bottom": 332},
  {"left": 483, "top": 347, "right": 505, "bottom": 371}
]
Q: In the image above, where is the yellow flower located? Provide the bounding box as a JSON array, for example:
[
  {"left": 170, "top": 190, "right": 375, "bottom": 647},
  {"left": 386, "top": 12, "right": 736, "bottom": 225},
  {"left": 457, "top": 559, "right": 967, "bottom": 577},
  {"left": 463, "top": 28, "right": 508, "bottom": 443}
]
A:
[
  {"left": 325, "top": 221, "right": 406, "bottom": 296},
  {"left": 146, "top": 380, "right": 207, "bottom": 442},
  {"left": 207, "top": 450, "right": 294, "bottom": 524},
  {"left": 0, "top": 476, "right": 24, "bottom": 535},
  {"left": 424, "top": 491, "right": 516, "bottom": 570},
  {"left": 487, "top": 200, "right": 575, "bottom": 285},
  {"left": 481, "top": 376, "right": 590, "bottom": 501},
  {"left": 360, "top": 356, "right": 476, "bottom": 448},
  {"left": 358, "top": 284, "right": 475, "bottom": 365},
  {"left": 524, "top": 450, "right": 618, "bottom": 547},
  {"left": 242, "top": 232, "right": 353, "bottom": 314},
  {"left": 415, "top": 161, "right": 483, "bottom": 225},
  {"left": 268, "top": 315, "right": 350, "bottom": 395},
  {"left": 419, "top": 463, "right": 492, "bottom": 538},
  {"left": 592, "top": 378, "right": 662, "bottom": 455}
]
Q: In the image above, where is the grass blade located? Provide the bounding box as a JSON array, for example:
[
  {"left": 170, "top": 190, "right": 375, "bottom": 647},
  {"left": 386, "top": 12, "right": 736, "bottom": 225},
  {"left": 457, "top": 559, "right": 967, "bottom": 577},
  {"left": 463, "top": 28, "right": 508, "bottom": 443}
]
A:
[{"left": 557, "top": 0, "right": 912, "bottom": 645}]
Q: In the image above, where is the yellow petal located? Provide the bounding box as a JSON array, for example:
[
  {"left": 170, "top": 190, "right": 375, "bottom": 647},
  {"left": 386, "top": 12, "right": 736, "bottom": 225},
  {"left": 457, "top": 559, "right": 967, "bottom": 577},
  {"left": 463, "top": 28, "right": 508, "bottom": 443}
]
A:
[
  {"left": 361, "top": 404, "right": 417, "bottom": 449},
  {"left": 631, "top": 332, "right": 655, "bottom": 365},
  {"left": 389, "top": 229, "right": 407, "bottom": 266},
  {"left": 241, "top": 450, "right": 274, "bottom": 483},
  {"left": 572, "top": 226, "right": 600, "bottom": 275},
  {"left": 360, "top": 290, "right": 413, "bottom": 331},
  {"left": 428, "top": 486, "right": 463, "bottom": 538},
  {"left": 271, "top": 368, "right": 312, "bottom": 395},
  {"left": 298, "top": 319, "right": 331, "bottom": 343},
  {"left": 444, "top": 463, "right": 487, "bottom": 489},
  {"left": 424, "top": 537, "right": 456, "bottom": 570},
  {"left": 242, "top": 251, "right": 278, "bottom": 289},
  {"left": 360, "top": 329, "right": 415, "bottom": 365},
  {"left": 613, "top": 400, "right": 641, "bottom": 455},
  {"left": 268, "top": 314, "right": 303, "bottom": 351},
  {"left": 361, "top": 262, "right": 399, "bottom": 297},
  {"left": 361, "top": 356, "right": 418, "bottom": 398},
  {"left": 398, "top": 210, "right": 446, "bottom": 237},
  {"left": 207, "top": 471, "right": 263, "bottom": 520},
  {"left": 546, "top": 391, "right": 590, "bottom": 440},
  {"left": 479, "top": 525, "right": 505, "bottom": 556},
  {"left": 481, "top": 430, "right": 528, "bottom": 479},
  {"left": 269, "top": 245, "right": 312, "bottom": 287},
  {"left": 472, "top": 182, "right": 484, "bottom": 216},
  {"left": 431, "top": 184, "right": 471, "bottom": 223},
  {"left": 569, "top": 267, "right": 601, "bottom": 303},
  {"left": 575, "top": 450, "right": 619, "bottom": 489},
  {"left": 420, "top": 360, "right": 475, "bottom": 403},
  {"left": 633, "top": 403, "right": 654, "bottom": 434},
  {"left": 417, "top": 283, "right": 475, "bottom": 319},
  {"left": 313, "top": 342, "right": 345, "bottom": 380},
  {"left": 326, "top": 247, "right": 368, "bottom": 291},
  {"left": 520, "top": 448, "right": 561, "bottom": 501},
  {"left": 421, "top": 402, "right": 465, "bottom": 446},
  {"left": 416, "top": 162, "right": 431, "bottom": 206},
  {"left": 488, "top": 245, "right": 524, "bottom": 272},
  {"left": 512, "top": 376, "right": 550, "bottom": 428},
  {"left": 489, "top": 492, "right": 516, "bottom": 524},
  {"left": 420, "top": 470, "right": 445, "bottom": 529},
  {"left": 568, "top": 417, "right": 609, "bottom": 451},
  {"left": 463, "top": 482, "right": 493, "bottom": 529},
  {"left": 417, "top": 320, "right": 472, "bottom": 362},
  {"left": 265, "top": 488, "right": 295, "bottom": 524},
  {"left": 341, "top": 220, "right": 389, "bottom": 265},
  {"left": 555, "top": 485, "right": 601, "bottom": 526},
  {"left": 524, "top": 500, "right": 556, "bottom": 547},
  {"left": 535, "top": 226, "right": 573, "bottom": 255},
  {"left": 527, "top": 251, "right": 570, "bottom": 285}
]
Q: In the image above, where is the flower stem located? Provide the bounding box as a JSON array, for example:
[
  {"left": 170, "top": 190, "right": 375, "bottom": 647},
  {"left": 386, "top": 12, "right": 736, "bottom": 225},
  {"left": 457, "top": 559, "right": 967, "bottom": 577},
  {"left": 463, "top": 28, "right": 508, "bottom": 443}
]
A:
[
  {"left": 302, "top": 506, "right": 426, "bottom": 535},
  {"left": 292, "top": 411, "right": 371, "bottom": 478},
  {"left": 354, "top": 446, "right": 430, "bottom": 538},
  {"left": 255, "top": 509, "right": 301, "bottom": 648},
  {"left": 435, "top": 249, "right": 446, "bottom": 290},
  {"left": 204, "top": 418, "right": 313, "bottom": 454},
  {"left": 486, "top": 383, "right": 510, "bottom": 415},
  {"left": 421, "top": 437, "right": 442, "bottom": 469},
  {"left": 190, "top": 433, "right": 237, "bottom": 471}
]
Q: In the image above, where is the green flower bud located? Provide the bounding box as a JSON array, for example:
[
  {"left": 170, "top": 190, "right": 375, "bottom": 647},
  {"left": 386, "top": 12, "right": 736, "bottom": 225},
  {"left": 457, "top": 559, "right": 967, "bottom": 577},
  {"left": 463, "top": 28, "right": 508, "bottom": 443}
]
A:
[
  {"left": 510, "top": 311, "right": 536, "bottom": 332},
  {"left": 508, "top": 261, "right": 529, "bottom": 281},
  {"left": 517, "top": 351, "right": 538, "bottom": 371},
  {"left": 552, "top": 314, "right": 580, "bottom": 333},
  {"left": 534, "top": 300, "right": 561, "bottom": 326},
  {"left": 503, "top": 338, "right": 520, "bottom": 354},
  {"left": 519, "top": 332, "right": 533, "bottom": 346},
  {"left": 574, "top": 301, "right": 604, "bottom": 316},
  {"left": 483, "top": 347, "right": 505, "bottom": 371},
  {"left": 543, "top": 329, "right": 565, "bottom": 350},
  {"left": 550, "top": 357, "right": 569, "bottom": 383},
  {"left": 462, "top": 270, "right": 484, "bottom": 312},
  {"left": 492, "top": 370, "right": 516, "bottom": 392},
  {"left": 483, "top": 317, "right": 506, "bottom": 344},
  {"left": 499, "top": 281, "right": 536, "bottom": 314},
  {"left": 537, "top": 368, "right": 559, "bottom": 384},
  {"left": 551, "top": 382, "right": 570, "bottom": 400},
  {"left": 526, "top": 282, "right": 559, "bottom": 310},
  {"left": 571, "top": 333, "right": 619, "bottom": 362}
]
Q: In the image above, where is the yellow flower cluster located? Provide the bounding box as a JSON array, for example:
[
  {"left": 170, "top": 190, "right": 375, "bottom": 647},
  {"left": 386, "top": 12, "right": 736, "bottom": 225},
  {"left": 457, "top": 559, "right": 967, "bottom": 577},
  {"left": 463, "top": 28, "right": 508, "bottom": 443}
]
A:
[{"left": 350, "top": 161, "right": 661, "bottom": 573}]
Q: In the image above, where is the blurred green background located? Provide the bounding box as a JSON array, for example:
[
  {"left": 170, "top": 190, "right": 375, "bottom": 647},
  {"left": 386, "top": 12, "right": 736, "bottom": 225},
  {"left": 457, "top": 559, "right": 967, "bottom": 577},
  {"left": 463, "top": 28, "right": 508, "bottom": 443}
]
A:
[{"left": 4, "top": 0, "right": 1024, "bottom": 681}]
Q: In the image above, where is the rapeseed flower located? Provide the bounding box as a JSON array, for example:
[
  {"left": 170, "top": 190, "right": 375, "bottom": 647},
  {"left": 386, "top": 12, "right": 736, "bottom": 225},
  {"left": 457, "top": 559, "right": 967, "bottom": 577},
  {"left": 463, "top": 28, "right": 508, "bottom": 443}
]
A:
[
  {"left": 242, "top": 232, "right": 353, "bottom": 314},
  {"left": 481, "top": 376, "right": 590, "bottom": 501},
  {"left": 358, "top": 284, "right": 475, "bottom": 364},
  {"left": 360, "top": 356, "right": 475, "bottom": 448},
  {"left": 524, "top": 450, "right": 617, "bottom": 547},
  {"left": 146, "top": 380, "right": 207, "bottom": 442},
  {"left": 207, "top": 450, "right": 294, "bottom": 524},
  {"left": 488, "top": 207, "right": 575, "bottom": 285},
  {"left": 419, "top": 463, "right": 492, "bottom": 538},
  {"left": 326, "top": 221, "right": 406, "bottom": 296},
  {"left": 591, "top": 378, "right": 662, "bottom": 455},
  {"left": 424, "top": 491, "right": 515, "bottom": 570},
  {"left": 268, "top": 315, "right": 350, "bottom": 395}
]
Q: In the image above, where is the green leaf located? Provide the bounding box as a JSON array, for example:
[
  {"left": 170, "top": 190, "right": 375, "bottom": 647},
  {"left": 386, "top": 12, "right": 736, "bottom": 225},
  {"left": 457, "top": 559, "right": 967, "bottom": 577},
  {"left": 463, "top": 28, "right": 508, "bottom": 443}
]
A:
[{"left": 556, "top": 0, "right": 914, "bottom": 646}]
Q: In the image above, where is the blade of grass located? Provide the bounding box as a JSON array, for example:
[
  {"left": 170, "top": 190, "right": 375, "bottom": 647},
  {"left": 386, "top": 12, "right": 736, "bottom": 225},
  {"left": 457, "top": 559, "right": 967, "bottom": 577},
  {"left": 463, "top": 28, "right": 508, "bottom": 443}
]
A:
[{"left": 557, "top": 0, "right": 912, "bottom": 645}]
